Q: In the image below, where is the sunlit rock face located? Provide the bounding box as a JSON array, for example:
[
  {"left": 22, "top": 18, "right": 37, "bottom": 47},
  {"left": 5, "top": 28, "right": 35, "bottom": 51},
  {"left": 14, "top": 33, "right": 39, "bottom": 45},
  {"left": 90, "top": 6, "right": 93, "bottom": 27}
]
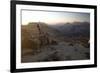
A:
[{"left": 21, "top": 22, "right": 60, "bottom": 56}]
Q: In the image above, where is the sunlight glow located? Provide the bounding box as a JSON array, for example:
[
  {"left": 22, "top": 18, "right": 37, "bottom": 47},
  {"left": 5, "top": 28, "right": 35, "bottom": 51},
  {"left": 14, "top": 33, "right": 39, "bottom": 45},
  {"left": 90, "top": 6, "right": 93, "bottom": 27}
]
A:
[{"left": 22, "top": 10, "right": 90, "bottom": 25}]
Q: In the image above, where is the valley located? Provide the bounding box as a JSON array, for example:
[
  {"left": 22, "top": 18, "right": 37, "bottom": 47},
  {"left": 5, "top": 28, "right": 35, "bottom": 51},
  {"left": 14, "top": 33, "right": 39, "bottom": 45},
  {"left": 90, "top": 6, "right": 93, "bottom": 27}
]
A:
[{"left": 21, "top": 22, "right": 90, "bottom": 63}]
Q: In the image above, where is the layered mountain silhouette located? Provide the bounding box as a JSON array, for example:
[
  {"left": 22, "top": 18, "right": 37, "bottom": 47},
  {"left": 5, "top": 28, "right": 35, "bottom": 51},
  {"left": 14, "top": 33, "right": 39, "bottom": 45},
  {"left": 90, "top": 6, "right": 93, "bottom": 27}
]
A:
[{"left": 51, "top": 22, "right": 90, "bottom": 37}]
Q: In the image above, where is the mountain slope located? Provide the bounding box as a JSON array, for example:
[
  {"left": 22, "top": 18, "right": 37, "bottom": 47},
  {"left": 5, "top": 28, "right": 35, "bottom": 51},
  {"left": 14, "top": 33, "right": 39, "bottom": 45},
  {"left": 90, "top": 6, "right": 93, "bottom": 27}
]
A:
[
  {"left": 21, "top": 22, "right": 90, "bottom": 63},
  {"left": 21, "top": 22, "right": 63, "bottom": 56},
  {"left": 51, "top": 22, "right": 90, "bottom": 37}
]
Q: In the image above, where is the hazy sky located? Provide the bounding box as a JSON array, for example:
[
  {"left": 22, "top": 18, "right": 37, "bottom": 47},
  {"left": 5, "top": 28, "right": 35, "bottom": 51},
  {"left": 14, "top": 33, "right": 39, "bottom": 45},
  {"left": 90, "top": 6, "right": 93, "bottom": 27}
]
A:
[{"left": 22, "top": 10, "right": 90, "bottom": 25}]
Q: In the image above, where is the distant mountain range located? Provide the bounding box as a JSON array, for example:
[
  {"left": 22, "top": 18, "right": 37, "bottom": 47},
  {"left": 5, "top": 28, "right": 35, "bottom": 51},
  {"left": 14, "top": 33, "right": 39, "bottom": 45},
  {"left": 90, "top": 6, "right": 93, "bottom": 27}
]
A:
[
  {"left": 50, "top": 22, "right": 90, "bottom": 38},
  {"left": 22, "top": 22, "right": 90, "bottom": 44}
]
